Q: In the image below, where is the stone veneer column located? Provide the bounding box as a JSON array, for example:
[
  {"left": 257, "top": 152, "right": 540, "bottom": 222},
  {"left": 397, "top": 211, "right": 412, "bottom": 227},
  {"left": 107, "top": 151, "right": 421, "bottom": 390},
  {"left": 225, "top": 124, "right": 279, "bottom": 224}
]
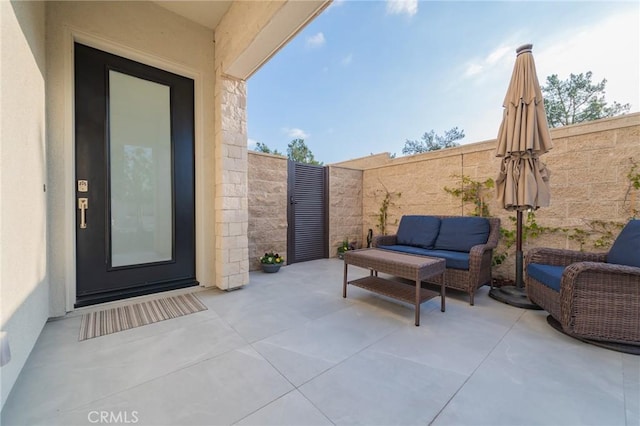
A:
[{"left": 213, "top": 73, "right": 249, "bottom": 290}]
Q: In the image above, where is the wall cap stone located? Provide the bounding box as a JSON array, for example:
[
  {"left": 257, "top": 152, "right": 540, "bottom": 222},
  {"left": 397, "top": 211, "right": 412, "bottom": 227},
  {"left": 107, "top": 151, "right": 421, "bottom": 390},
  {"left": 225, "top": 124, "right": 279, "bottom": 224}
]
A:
[{"left": 345, "top": 112, "right": 640, "bottom": 172}]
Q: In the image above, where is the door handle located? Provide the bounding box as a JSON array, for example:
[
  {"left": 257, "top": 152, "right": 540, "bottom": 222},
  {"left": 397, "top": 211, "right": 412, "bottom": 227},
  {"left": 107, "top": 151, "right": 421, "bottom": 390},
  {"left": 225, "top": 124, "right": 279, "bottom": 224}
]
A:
[
  {"left": 290, "top": 196, "right": 298, "bottom": 205},
  {"left": 78, "top": 198, "right": 88, "bottom": 229}
]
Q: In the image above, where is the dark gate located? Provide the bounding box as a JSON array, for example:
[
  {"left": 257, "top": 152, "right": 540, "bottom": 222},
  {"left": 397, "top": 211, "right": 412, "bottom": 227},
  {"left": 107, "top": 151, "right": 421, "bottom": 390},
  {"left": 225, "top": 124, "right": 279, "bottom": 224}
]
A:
[{"left": 287, "top": 161, "right": 328, "bottom": 264}]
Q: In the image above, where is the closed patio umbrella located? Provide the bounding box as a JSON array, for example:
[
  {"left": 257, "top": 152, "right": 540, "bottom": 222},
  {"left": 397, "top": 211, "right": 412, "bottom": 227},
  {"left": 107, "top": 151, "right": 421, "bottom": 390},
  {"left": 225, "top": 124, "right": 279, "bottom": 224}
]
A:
[{"left": 489, "top": 44, "right": 552, "bottom": 309}]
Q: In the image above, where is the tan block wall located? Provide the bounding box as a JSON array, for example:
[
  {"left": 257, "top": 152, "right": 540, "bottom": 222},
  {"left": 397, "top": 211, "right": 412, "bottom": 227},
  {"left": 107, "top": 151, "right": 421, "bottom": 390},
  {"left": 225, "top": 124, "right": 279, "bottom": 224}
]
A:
[
  {"left": 330, "top": 153, "right": 394, "bottom": 170},
  {"left": 329, "top": 166, "right": 364, "bottom": 257},
  {"left": 246, "top": 159, "right": 365, "bottom": 266},
  {"left": 361, "top": 113, "right": 640, "bottom": 280},
  {"left": 248, "top": 152, "right": 288, "bottom": 271}
]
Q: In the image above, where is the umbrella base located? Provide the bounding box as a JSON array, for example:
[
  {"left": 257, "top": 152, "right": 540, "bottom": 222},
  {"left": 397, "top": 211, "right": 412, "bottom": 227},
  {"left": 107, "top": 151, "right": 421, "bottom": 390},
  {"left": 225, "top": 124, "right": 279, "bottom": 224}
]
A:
[{"left": 489, "top": 285, "right": 542, "bottom": 310}]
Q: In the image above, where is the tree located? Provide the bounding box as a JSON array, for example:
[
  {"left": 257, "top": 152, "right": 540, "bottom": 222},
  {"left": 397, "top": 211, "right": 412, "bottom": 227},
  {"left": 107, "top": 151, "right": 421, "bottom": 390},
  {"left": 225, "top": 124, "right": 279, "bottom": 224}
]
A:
[
  {"left": 253, "top": 142, "right": 284, "bottom": 156},
  {"left": 252, "top": 139, "right": 322, "bottom": 164},
  {"left": 542, "top": 71, "right": 630, "bottom": 128},
  {"left": 287, "top": 139, "right": 323, "bottom": 165},
  {"left": 402, "top": 127, "right": 465, "bottom": 155}
]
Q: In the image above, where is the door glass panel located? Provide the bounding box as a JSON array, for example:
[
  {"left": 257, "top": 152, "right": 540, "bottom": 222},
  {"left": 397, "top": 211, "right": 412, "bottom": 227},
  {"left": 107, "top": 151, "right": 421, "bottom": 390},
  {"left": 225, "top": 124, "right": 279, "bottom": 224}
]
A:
[{"left": 109, "top": 70, "right": 172, "bottom": 267}]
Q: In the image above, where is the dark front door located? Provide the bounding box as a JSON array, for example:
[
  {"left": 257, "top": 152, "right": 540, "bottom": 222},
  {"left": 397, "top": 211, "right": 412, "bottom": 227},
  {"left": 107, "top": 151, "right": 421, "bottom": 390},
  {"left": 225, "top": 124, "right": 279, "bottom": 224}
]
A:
[
  {"left": 287, "top": 161, "right": 329, "bottom": 264},
  {"left": 74, "top": 43, "right": 197, "bottom": 307}
]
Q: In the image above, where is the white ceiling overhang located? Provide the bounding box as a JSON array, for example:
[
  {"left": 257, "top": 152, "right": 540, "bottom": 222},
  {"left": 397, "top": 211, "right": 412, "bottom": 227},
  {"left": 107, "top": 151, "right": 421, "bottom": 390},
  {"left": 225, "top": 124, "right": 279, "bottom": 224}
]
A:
[
  {"left": 153, "top": 1, "right": 233, "bottom": 30},
  {"left": 155, "top": 0, "right": 331, "bottom": 81},
  {"left": 224, "top": 0, "right": 331, "bottom": 80}
]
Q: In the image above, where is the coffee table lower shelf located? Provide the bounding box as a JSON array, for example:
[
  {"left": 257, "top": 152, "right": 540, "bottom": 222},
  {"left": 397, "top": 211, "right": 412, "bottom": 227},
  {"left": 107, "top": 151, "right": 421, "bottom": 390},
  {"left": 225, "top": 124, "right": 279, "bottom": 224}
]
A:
[{"left": 348, "top": 276, "right": 439, "bottom": 305}]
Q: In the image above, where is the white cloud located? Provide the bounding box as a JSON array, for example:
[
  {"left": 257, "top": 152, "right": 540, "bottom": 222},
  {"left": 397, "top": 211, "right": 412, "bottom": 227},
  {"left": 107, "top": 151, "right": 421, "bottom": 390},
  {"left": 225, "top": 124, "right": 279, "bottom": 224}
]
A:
[
  {"left": 464, "top": 44, "right": 513, "bottom": 78},
  {"left": 486, "top": 46, "right": 511, "bottom": 65},
  {"left": 534, "top": 11, "right": 639, "bottom": 112},
  {"left": 247, "top": 138, "right": 258, "bottom": 150},
  {"left": 386, "top": 0, "right": 418, "bottom": 17},
  {"left": 464, "top": 63, "right": 484, "bottom": 78},
  {"left": 283, "top": 127, "right": 310, "bottom": 139},
  {"left": 341, "top": 53, "right": 353, "bottom": 66},
  {"left": 327, "top": 0, "right": 345, "bottom": 11},
  {"left": 456, "top": 8, "right": 639, "bottom": 145},
  {"left": 306, "top": 32, "right": 326, "bottom": 48}
]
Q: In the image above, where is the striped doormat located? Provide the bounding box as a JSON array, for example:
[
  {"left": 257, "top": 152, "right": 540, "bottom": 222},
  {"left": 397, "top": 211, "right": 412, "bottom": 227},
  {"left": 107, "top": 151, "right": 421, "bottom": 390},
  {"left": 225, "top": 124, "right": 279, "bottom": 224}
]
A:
[{"left": 79, "top": 293, "right": 207, "bottom": 341}]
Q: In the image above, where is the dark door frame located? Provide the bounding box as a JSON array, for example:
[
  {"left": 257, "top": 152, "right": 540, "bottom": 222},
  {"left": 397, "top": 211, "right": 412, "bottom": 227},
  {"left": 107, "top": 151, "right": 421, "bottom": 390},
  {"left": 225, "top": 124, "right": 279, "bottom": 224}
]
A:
[
  {"left": 286, "top": 161, "right": 329, "bottom": 264},
  {"left": 74, "top": 43, "right": 197, "bottom": 307}
]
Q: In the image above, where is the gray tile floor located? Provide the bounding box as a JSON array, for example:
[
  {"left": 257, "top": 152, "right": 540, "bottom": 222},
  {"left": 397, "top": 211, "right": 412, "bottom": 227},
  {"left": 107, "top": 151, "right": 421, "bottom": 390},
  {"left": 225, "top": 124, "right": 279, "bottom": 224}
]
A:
[{"left": 2, "top": 259, "right": 639, "bottom": 426}]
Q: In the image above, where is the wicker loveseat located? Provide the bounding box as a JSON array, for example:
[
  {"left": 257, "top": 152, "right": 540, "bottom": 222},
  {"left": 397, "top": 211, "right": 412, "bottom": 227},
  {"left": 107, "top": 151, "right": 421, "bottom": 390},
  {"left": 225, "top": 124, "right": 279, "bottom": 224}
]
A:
[
  {"left": 526, "top": 220, "right": 640, "bottom": 350},
  {"left": 373, "top": 215, "right": 501, "bottom": 305}
]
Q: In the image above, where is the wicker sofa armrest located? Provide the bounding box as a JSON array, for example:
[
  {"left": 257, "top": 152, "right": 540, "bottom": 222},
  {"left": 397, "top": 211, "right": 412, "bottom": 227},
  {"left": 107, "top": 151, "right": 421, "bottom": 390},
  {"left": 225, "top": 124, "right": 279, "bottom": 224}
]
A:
[
  {"left": 485, "top": 218, "right": 501, "bottom": 250},
  {"left": 373, "top": 235, "right": 397, "bottom": 247},
  {"left": 559, "top": 262, "right": 640, "bottom": 343},
  {"left": 469, "top": 243, "right": 493, "bottom": 259},
  {"left": 526, "top": 247, "right": 607, "bottom": 267},
  {"left": 468, "top": 243, "right": 495, "bottom": 281},
  {"left": 562, "top": 261, "right": 640, "bottom": 286}
]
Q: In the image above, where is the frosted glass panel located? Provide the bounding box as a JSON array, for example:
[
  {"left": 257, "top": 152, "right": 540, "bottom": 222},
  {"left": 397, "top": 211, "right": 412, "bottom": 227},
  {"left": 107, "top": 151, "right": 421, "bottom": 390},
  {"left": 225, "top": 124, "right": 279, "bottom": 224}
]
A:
[{"left": 109, "top": 71, "right": 172, "bottom": 267}]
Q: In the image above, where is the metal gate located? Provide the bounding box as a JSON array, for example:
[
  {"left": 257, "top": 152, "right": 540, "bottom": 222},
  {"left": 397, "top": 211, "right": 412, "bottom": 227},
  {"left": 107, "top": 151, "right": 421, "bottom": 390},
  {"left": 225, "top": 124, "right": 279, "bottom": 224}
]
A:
[{"left": 287, "top": 161, "right": 328, "bottom": 264}]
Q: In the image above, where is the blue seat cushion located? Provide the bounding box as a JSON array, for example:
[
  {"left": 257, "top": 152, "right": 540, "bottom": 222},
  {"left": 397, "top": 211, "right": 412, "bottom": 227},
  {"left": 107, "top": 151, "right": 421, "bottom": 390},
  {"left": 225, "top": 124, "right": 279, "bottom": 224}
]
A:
[
  {"left": 607, "top": 220, "right": 640, "bottom": 268},
  {"left": 396, "top": 215, "right": 441, "bottom": 249},
  {"left": 433, "top": 217, "right": 490, "bottom": 252},
  {"left": 378, "top": 245, "right": 470, "bottom": 270},
  {"left": 527, "top": 263, "right": 565, "bottom": 292}
]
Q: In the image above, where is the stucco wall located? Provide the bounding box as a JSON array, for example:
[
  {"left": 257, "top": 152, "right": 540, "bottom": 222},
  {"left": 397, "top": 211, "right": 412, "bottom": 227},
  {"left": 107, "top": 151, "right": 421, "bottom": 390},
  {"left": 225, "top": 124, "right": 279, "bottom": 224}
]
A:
[
  {"left": 247, "top": 152, "right": 288, "bottom": 271},
  {"left": 361, "top": 113, "right": 640, "bottom": 279},
  {"left": 329, "top": 166, "right": 364, "bottom": 256},
  {"left": 45, "top": 1, "right": 216, "bottom": 314},
  {"left": 214, "top": 0, "right": 285, "bottom": 75},
  {"left": 0, "top": 0, "right": 48, "bottom": 409}
]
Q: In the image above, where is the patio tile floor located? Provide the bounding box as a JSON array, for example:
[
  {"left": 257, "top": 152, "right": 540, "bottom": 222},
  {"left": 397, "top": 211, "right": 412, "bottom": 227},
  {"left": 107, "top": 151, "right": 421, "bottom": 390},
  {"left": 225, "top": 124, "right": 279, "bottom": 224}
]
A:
[{"left": 2, "top": 258, "right": 638, "bottom": 425}]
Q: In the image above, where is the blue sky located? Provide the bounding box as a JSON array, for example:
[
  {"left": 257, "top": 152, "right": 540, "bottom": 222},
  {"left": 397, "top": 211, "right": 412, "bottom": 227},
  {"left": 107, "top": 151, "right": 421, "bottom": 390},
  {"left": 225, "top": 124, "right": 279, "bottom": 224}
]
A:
[{"left": 247, "top": 0, "right": 640, "bottom": 164}]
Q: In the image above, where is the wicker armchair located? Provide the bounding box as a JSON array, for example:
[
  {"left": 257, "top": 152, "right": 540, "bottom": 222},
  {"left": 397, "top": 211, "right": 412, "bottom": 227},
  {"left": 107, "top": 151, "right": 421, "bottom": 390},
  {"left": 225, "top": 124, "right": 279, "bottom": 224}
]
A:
[
  {"left": 374, "top": 216, "right": 501, "bottom": 305},
  {"left": 525, "top": 220, "right": 640, "bottom": 350}
]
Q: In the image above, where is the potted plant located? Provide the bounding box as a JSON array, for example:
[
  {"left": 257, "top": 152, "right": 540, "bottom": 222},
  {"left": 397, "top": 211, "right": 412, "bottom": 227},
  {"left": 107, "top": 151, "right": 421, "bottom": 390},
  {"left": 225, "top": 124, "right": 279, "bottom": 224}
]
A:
[
  {"left": 259, "top": 251, "right": 284, "bottom": 273},
  {"left": 337, "top": 239, "right": 356, "bottom": 259}
]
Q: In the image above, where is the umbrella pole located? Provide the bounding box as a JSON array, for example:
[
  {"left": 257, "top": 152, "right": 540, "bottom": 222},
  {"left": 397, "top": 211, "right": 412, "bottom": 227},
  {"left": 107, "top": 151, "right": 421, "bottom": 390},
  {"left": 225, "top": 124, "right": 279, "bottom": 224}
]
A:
[
  {"left": 489, "top": 209, "right": 541, "bottom": 309},
  {"left": 516, "top": 210, "right": 523, "bottom": 289}
]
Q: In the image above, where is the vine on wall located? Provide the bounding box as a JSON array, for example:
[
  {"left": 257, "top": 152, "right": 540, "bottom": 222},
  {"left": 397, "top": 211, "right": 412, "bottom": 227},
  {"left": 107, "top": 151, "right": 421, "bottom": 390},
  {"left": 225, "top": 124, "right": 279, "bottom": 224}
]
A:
[
  {"left": 624, "top": 157, "right": 639, "bottom": 218},
  {"left": 443, "top": 160, "right": 639, "bottom": 269},
  {"left": 374, "top": 182, "right": 401, "bottom": 235},
  {"left": 443, "top": 174, "right": 494, "bottom": 217}
]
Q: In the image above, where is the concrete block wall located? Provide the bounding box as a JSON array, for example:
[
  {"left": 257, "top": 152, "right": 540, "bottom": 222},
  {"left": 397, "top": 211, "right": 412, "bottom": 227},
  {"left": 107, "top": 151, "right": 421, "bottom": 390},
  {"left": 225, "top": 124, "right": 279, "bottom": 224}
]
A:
[
  {"left": 248, "top": 152, "right": 288, "bottom": 271},
  {"left": 329, "top": 166, "right": 363, "bottom": 257},
  {"left": 360, "top": 113, "right": 640, "bottom": 280},
  {"left": 246, "top": 158, "right": 365, "bottom": 268},
  {"left": 245, "top": 114, "right": 639, "bottom": 279}
]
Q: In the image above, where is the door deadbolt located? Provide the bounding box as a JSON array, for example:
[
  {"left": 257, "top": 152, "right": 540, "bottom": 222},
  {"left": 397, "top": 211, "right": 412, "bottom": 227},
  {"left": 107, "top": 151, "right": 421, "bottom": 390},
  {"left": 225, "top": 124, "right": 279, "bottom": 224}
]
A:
[
  {"left": 78, "top": 198, "right": 88, "bottom": 229},
  {"left": 77, "top": 180, "right": 88, "bottom": 192}
]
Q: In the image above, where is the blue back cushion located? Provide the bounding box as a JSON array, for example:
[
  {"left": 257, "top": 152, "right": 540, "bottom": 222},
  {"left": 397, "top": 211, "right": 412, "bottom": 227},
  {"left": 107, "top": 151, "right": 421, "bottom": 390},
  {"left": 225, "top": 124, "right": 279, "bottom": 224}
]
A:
[
  {"left": 527, "top": 263, "right": 564, "bottom": 292},
  {"left": 434, "top": 217, "right": 490, "bottom": 252},
  {"left": 607, "top": 220, "right": 640, "bottom": 268},
  {"left": 396, "top": 216, "right": 441, "bottom": 249}
]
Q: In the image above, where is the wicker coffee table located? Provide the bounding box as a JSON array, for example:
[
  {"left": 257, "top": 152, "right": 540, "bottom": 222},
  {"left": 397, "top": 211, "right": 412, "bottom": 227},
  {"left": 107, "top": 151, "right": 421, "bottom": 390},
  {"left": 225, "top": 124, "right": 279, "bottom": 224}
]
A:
[{"left": 343, "top": 248, "right": 446, "bottom": 326}]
